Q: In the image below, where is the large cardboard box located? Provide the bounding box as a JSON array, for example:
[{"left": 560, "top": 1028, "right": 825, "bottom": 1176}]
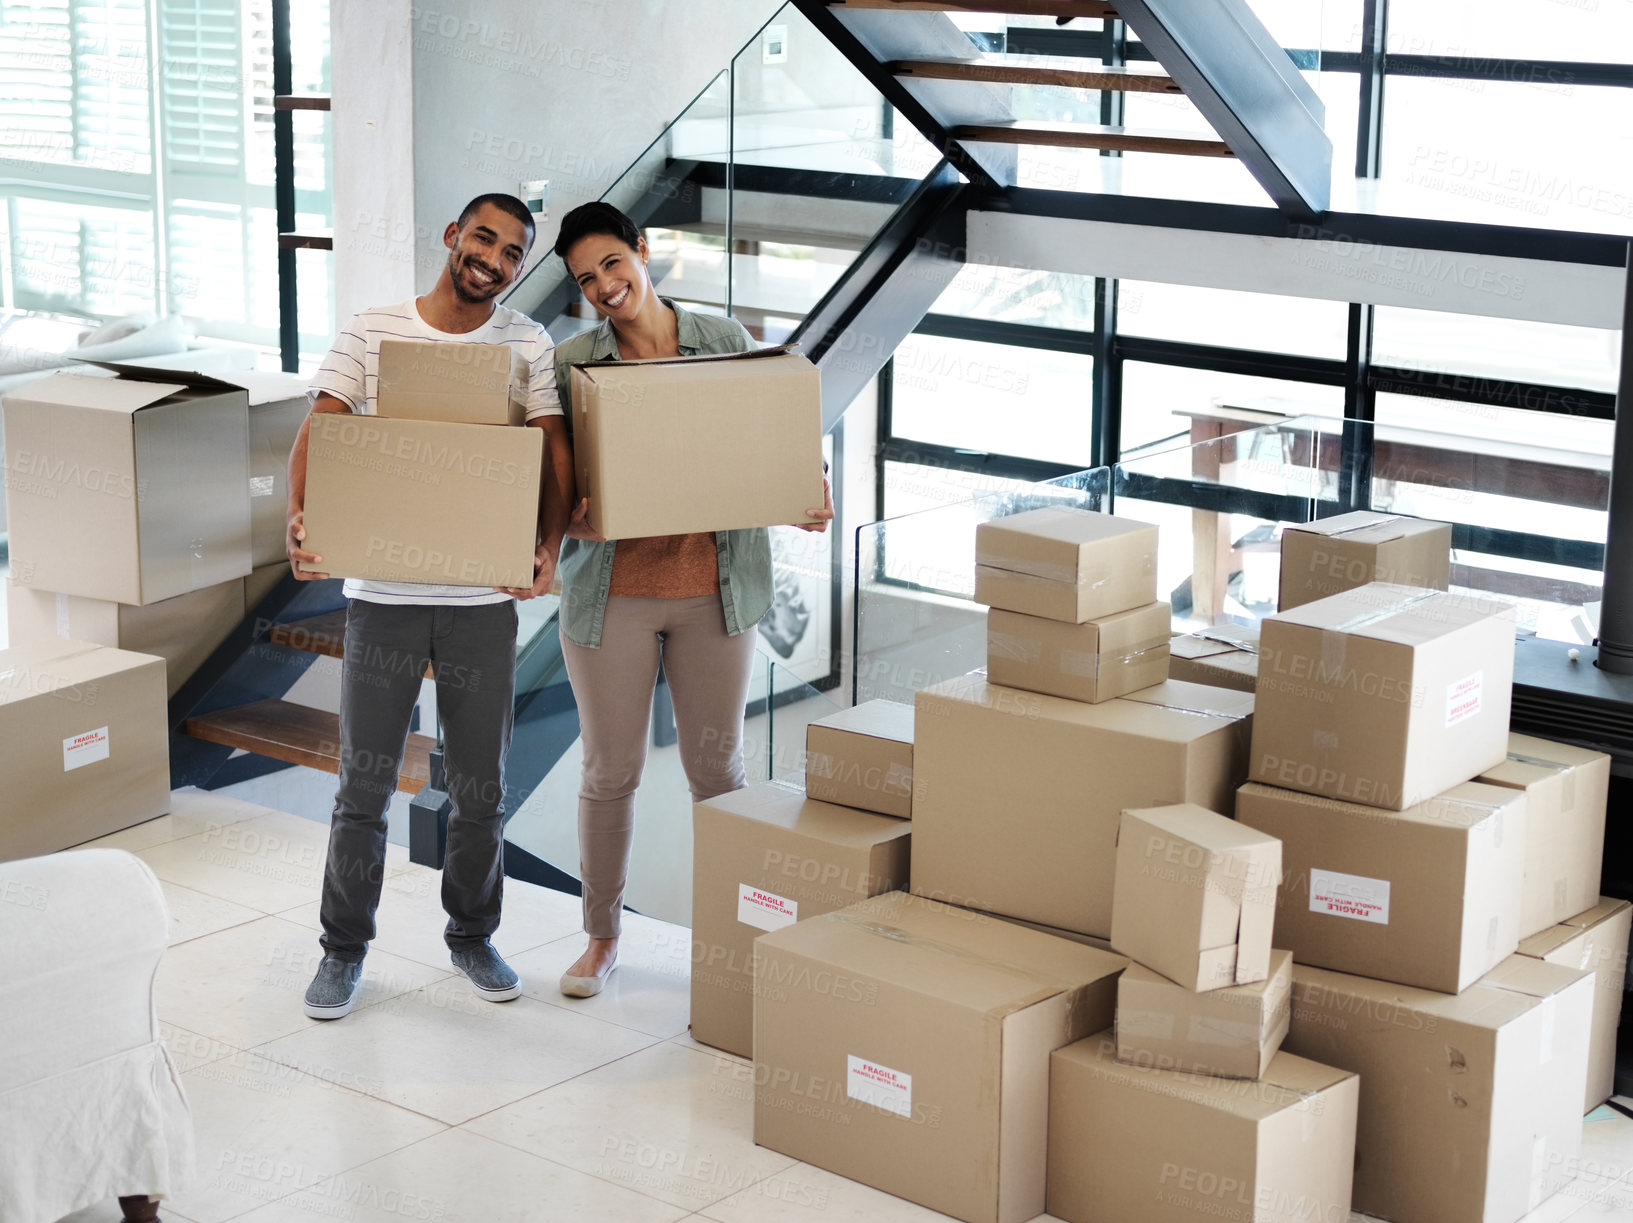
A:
[
  {"left": 4, "top": 365, "right": 251, "bottom": 604},
  {"left": 299, "top": 414, "right": 542, "bottom": 587},
  {"left": 803, "top": 700, "right": 915, "bottom": 818},
  {"left": 1477, "top": 733, "right": 1609, "bottom": 938},
  {"left": 377, "top": 339, "right": 525, "bottom": 426},
  {"left": 569, "top": 347, "right": 823, "bottom": 540},
  {"left": 974, "top": 508, "right": 1158, "bottom": 624},
  {"left": 1047, "top": 1031, "right": 1356, "bottom": 1223},
  {"left": 0, "top": 639, "right": 170, "bottom": 861},
  {"left": 1109, "top": 804, "right": 1279, "bottom": 991},
  {"left": 1518, "top": 898, "right": 1631, "bottom": 1112},
  {"left": 7, "top": 577, "right": 245, "bottom": 699},
  {"left": 1168, "top": 624, "right": 1259, "bottom": 693},
  {"left": 912, "top": 673, "right": 1254, "bottom": 937},
  {"left": 753, "top": 891, "right": 1126, "bottom": 1223},
  {"left": 986, "top": 602, "right": 1170, "bottom": 704},
  {"left": 690, "top": 780, "right": 911, "bottom": 1059},
  {"left": 215, "top": 371, "right": 308, "bottom": 567},
  {"left": 1279, "top": 509, "right": 1451, "bottom": 611},
  {"left": 1236, "top": 780, "right": 1526, "bottom": 993},
  {"left": 1115, "top": 951, "right": 1292, "bottom": 1080},
  {"left": 1250, "top": 582, "right": 1516, "bottom": 810},
  {"left": 1287, "top": 957, "right": 1593, "bottom": 1223}
]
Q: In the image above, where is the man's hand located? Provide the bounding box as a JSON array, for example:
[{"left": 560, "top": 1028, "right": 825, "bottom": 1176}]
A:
[
  {"left": 564, "top": 497, "right": 606, "bottom": 542},
  {"left": 795, "top": 477, "right": 834, "bottom": 533},
  {"left": 287, "top": 510, "right": 328, "bottom": 579},
  {"left": 499, "top": 542, "right": 559, "bottom": 600}
]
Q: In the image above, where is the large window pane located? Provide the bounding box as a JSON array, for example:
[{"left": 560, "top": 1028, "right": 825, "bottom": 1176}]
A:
[
  {"left": 1381, "top": 78, "right": 1633, "bottom": 233},
  {"left": 1389, "top": 0, "right": 1633, "bottom": 64},
  {"left": 890, "top": 333, "right": 1094, "bottom": 467},
  {"left": 932, "top": 262, "right": 1097, "bottom": 330},
  {"left": 1120, "top": 362, "right": 1343, "bottom": 456},
  {"left": 1119, "top": 280, "right": 1348, "bottom": 359},
  {"left": 1373, "top": 307, "right": 1620, "bottom": 393}
]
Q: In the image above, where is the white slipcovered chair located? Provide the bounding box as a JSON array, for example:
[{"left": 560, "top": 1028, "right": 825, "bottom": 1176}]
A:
[{"left": 0, "top": 848, "right": 193, "bottom": 1223}]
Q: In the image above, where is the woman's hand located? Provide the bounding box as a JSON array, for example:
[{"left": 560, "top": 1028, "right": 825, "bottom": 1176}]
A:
[
  {"left": 565, "top": 497, "right": 606, "bottom": 542},
  {"left": 795, "top": 477, "right": 834, "bottom": 533}
]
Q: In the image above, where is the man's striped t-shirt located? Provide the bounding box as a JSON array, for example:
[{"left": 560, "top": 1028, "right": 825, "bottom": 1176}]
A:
[{"left": 306, "top": 298, "right": 561, "bottom": 607}]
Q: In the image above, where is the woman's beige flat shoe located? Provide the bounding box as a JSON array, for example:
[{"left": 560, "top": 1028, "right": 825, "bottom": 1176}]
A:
[{"left": 559, "top": 956, "right": 617, "bottom": 998}]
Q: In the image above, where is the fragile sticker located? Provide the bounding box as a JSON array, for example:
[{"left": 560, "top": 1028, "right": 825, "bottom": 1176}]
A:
[
  {"left": 846, "top": 1055, "right": 912, "bottom": 1118},
  {"left": 1446, "top": 671, "right": 1483, "bottom": 728},
  {"left": 1310, "top": 868, "right": 1390, "bottom": 924},
  {"left": 63, "top": 727, "right": 110, "bottom": 772},
  {"left": 737, "top": 883, "right": 797, "bottom": 932}
]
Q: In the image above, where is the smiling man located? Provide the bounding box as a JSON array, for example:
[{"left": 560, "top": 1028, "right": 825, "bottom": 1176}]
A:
[{"left": 284, "top": 193, "right": 574, "bottom": 1019}]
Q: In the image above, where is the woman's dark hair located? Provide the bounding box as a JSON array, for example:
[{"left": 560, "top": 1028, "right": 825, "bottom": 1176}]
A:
[{"left": 553, "top": 201, "right": 642, "bottom": 263}]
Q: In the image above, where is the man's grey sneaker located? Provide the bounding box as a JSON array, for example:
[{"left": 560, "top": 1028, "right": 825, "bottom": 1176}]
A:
[
  {"left": 451, "top": 941, "right": 522, "bottom": 1002},
  {"left": 304, "top": 954, "right": 364, "bottom": 1020}
]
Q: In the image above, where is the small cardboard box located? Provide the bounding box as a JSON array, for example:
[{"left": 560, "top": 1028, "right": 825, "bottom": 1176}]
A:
[
  {"left": 216, "top": 371, "right": 308, "bottom": 567},
  {"left": 1477, "top": 733, "right": 1609, "bottom": 938},
  {"left": 1047, "top": 1031, "right": 1357, "bottom": 1223},
  {"left": 1278, "top": 510, "right": 1451, "bottom": 611},
  {"left": 912, "top": 673, "right": 1254, "bottom": 938},
  {"left": 1115, "top": 951, "right": 1293, "bottom": 1080},
  {"left": 1517, "top": 897, "right": 1631, "bottom": 1112},
  {"left": 986, "top": 601, "right": 1170, "bottom": 704},
  {"left": 1250, "top": 582, "right": 1515, "bottom": 810},
  {"left": 1109, "top": 804, "right": 1280, "bottom": 991},
  {"left": 7, "top": 577, "right": 246, "bottom": 699},
  {"left": 1287, "top": 957, "right": 1593, "bottom": 1223},
  {"left": 753, "top": 891, "right": 1126, "bottom": 1223},
  {"left": 974, "top": 508, "right": 1158, "bottom": 624},
  {"left": 376, "top": 339, "right": 525, "bottom": 426},
  {"left": 569, "top": 347, "right": 823, "bottom": 540},
  {"left": 804, "top": 700, "right": 915, "bottom": 818},
  {"left": 1168, "top": 624, "right": 1259, "bottom": 693},
  {"left": 690, "top": 780, "right": 911, "bottom": 1059},
  {"left": 1236, "top": 779, "right": 1526, "bottom": 993},
  {"left": 3, "top": 365, "right": 252, "bottom": 604},
  {"left": 0, "top": 639, "right": 170, "bottom": 862},
  {"left": 299, "top": 414, "right": 542, "bottom": 587}
]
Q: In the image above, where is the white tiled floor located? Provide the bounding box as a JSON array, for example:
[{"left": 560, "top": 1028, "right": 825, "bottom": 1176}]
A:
[{"left": 53, "top": 787, "right": 1633, "bottom": 1223}]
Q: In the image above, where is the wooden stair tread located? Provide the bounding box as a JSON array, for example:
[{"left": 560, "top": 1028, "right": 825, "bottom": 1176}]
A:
[
  {"left": 833, "top": 0, "right": 1118, "bottom": 17},
  {"left": 954, "top": 120, "right": 1235, "bottom": 156},
  {"left": 268, "top": 610, "right": 434, "bottom": 677},
  {"left": 184, "top": 699, "right": 434, "bottom": 794},
  {"left": 891, "top": 55, "right": 1178, "bottom": 92}
]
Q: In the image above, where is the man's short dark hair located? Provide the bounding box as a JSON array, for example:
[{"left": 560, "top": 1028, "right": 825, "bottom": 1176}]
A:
[
  {"left": 457, "top": 193, "right": 536, "bottom": 237},
  {"left": 553, "top": 201, "right": 642, "bottom": 262}
]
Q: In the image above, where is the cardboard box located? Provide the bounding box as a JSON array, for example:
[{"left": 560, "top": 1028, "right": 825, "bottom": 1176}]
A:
[
  {"left": 1236, "top": 779, "right": 1525, "bottom": 993},
  {"left": 1168, "top": 624, "right": 1259, "bottom": 693},
  {"left": 1287, "top": 957, "right": 1593, "bottom": 1223},
  {"left": 1250, "top": 582, "right": 1516, "bottom": 810},
  {"left": 7, "top": 577, "right": 246, "bottom": 699},
  {"left": 1477, "top": 733, "right": 1609, "bottom": 938},
  {"left": 1518, "top": 898, "right": 1631, "bottom": 1112},
  {"left": 4, "top": 365, "right": 251, "bottom": 604},
  {"left": 985, "top": 601, "right": 1170, "bottom": 704},
  {"left": 569, "top": 347, "right": 823, "bottom": 540},
  {"left": 804, "top": 700, "right": 915, "bottom": 818},
  {"left": 753, "top": 891, "right": 1126, "bottom": 1223},
  {"left": 299, "top": 414, "right": 542, "bottom": 587},
  {"left": 690, "top": 780, "right": 911, "bottom": 1059},
  {"left": 377, "top": 339, "right": 525, "bottom": 426},
  {"left": 912, "top": 673, "right": 1254, "bottom": 937},
  {"left": 1109, "top": 804, "right": 1280, "bottom": 991},
  {"left": 1115, "top": 951, "right": 1292, "bottom": 1080},
  {"left": 1047, "top": 1031, "right": 1356, "bottom": 1223},
  {"left": 974, "top": 508, "right": 1158, "bottom": 624},
  {"left": 213, "top": 371, "right": 308, "bottom": 567},
  {"left": 0, "top": 639, "right": 170, "bottom": 861},
  {"left": 1278, "top": 510, "right": 1451, "bottom": 611}
]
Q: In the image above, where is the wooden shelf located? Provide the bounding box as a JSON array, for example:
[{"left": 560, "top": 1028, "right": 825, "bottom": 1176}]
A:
[
  {"left": 890, "top": 55, "right": 1178, "bottom": 93},
  {"left": 268, "top": 610, "right": 434, "bottom": 677},
  {"left": 275, "top": 94, "right": 331, "bottom": 111},
  {"left": 279, "top": 232, "right": 334, "bottom": 250},
  {"left": 184, "top": 699, "right": 434, "bottom": 794},
  {"left": 954, "top": 120, "right": 1234, "bottom": 156}
]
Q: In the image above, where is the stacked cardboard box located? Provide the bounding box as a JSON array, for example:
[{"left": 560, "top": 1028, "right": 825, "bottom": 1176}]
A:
[
  {"left": 1167, "top": 623, "right": 1259, "bottom": 692},
  {"left": 1238, "top": 579, "right": 1602, "bottom": 1223},
  {"left": 300, "top": 340, "right": 543, "bottom": 587},
  {"left": 1277, "top": 510, "right": 1451, "bottom": 611},
  {"left": 977, "top": 508, "right": 1169, "bottom": 704},
  {"left": 1516, "top": 897, "right": 1630, "bottom": 1112},
  {"left": 803, "top": 699, "right": 915, "bottom": 818}
]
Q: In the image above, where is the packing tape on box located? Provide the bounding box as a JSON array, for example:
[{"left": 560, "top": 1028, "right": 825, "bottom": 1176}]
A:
[
  {"left": 1112, "top": 636, "right": 1174, "bottom": 669},
  {"left": 980, "top": 560, "right": 1113, "bottom": 591},
  {"left": 1194, "top": 628, "right": 1260, "bottom": 656},
  {"left": 987, "top": 630, "right": 1043, "bottom": 666},
  {"left": 1124, "top": 694, "right": 1250, "bottom": 722},
  {"left": 1306, "top": 512, "right": 1406, "bottom": 541},
  {"left": 1505, "top": 749, "right": 1579, "bottom": 809}
]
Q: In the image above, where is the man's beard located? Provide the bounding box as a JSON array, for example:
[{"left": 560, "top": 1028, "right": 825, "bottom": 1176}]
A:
[{"left": 449, "top": 251, "right": 502, "bottom": 303}]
